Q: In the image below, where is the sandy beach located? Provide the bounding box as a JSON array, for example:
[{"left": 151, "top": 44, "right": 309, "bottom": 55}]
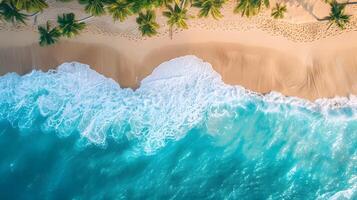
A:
[
  {"left": 2, "top": 2, "right": 357, "bottom": 199},
  {"left": 1, "top": 0, "right": 357, "bottom": 100}
]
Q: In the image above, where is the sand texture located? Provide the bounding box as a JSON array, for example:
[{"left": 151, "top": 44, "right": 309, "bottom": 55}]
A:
[{"left": 1, "top": 0, "right": 357, "bottom": 100}]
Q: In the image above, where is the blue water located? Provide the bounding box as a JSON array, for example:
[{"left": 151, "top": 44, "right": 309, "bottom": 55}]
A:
[{"left": 0, "top": 56, "right": 356, "bottom": 199}]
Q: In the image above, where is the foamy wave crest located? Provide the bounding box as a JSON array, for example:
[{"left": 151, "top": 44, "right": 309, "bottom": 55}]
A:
[
  {"left": 1, "top": 56, "right": 357, "bottom": 199},
  {"left": 0, "top": 56, "right": 229, "bottom": 153},
  {"left": 0, "top": 55, "right": 357, "bottom": 154}
]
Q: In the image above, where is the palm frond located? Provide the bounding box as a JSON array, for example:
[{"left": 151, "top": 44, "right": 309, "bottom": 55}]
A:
[
  {"left": 107, "top": 0, "right": 133, "bottom": 22},
  {"left": 0, "top": 2, "right": 27, "bottom": 24},
  {"left": 163, "top": 4, "right": 189, "bottom": 29},
  {"left": 57, "top": 13, "right": 86, "bottom": 38},
  {"left": 136, "top": 10, "right": 160, "bottom": 37},
  {"left": 128, "top": 0, "right": 160, "bottom": 13},
  {"left": 193, "top": 0, "right": 225, "bottom": 20},
  {"left": 234, "top": 0, "right": 269, "bottom": 17},
  {"left": 326, "top": 1, "right": 350, "bottom": 29},
  {"left": 271, "top": 3, "right": 286, "bottom": 19},
  {"left": 78, "top": 0, "right": 106, "bottom": 16},
  {"left": 38, "top": 21, "right": 61, "bottom": 46},
  {"left": 11, "top": 0, "right": 48, "bottom": 13}
]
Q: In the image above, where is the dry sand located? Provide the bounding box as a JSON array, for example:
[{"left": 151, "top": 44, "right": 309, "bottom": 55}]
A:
[{"left": 1, "top": 0, "right": 357, "bottom": 100}]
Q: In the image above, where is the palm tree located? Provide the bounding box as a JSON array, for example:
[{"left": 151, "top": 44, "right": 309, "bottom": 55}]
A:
[
  {"left": 106, "top": 0, "right": 133, "bottom": 22},
  {"left": 179, "top": 0, "right": 193, "bottom": 7},
  {"left": 38, "top": 21, "right": 61, "bottom": 46},
  {"left": 78, "top": 0, "right": 107, "bottom": 16},
  {"left": 156, "top": 0, "right": 174, "bottom": 6},
  {"left": 234, "top": 0, "right": 270, "bottom": 17},
  {"left": 0, "top": 1, "right": 27, "bottom": 24},
  {"left": 57, "top": 13, "right": 87, "bottom": 38},
  {"left": 136, "top": 10, "right": 160, "bottom": 37},
  {"left": 11, "top": 0, "right": 48, "bottom": 13},
  {"left": 193, "top": 0, "right": 226, "bottom": 20},
  {"left": 163, "top": 3, "right": 189, "bottom": 39},
  {"left": 128, "top": 0, "right": 160, "bottom": 13},
  {"left": 271, "top": 3, "right": 286, "bottom": 19},
  {"left": 326, "top": 1, "right": 350, "bottom": 29},
  {"left": 160, "top": 0, "right": 192, "bottom": 7}
]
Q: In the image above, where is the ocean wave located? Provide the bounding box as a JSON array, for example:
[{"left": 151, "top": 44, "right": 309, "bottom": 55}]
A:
[
  {"left": 0, "top": 55, "right": 356, "bottom": 199},
  {"left": 0, "top": 55, "right": 357, "bottom": 153}
]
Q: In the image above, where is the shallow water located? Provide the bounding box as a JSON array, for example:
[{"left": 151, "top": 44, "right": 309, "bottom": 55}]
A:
[{"left": 0, "top": 56, "right": 356, "bottom": 199}]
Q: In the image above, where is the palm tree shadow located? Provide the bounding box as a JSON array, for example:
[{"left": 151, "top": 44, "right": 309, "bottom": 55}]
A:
[{"left": 284, "top": 0, "right": 326, "bottom": 21}]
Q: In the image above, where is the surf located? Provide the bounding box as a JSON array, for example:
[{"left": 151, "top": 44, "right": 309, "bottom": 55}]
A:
[{"left": 0, "top": 56, "right": 356, "bottom": 199}]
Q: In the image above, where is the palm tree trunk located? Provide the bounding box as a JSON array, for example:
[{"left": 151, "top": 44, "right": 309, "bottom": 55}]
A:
[
  {"left": 78, "top": 15, "right": 94, "bottom": 23},
  {"left": 34, "top": 15, "right": 38, "bottom": 25},
  {"left": 27, "top": 11, "right": 40, "bottom": 17},
  {"left": 311, "top": 13, "right": 328, "bottom": 21},
  {"left": 326, "top": 22, "right": 334, "bottom": 30},
  {"left": 343, "top": 2, "right": 357, "bottom": 4},
  {"left": 169, "top": 26, "right": 173, "bottom": 40},
  {"left": 24, "top": 11, "right": 40, "bottom": 25},
  {"left": 181, "top": 0, "right": 186, "bottom": 7},
  {"left": 26, "top": 0, "right": 48, "bottom": 25},
  {"left": 296, "top": 1, "right": 327, "bottom": 22},
  {"left": 315, "top": 18, "right": 325, "bottom": 21}
]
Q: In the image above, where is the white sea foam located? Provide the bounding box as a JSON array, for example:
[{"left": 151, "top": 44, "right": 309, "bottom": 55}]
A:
[{"left": 1, "top": 55, "right": 357, "bottom": 154}]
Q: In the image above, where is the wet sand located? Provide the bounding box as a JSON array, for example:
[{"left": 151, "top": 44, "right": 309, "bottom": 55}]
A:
[{"left": 1, "top": 28, "right": 357, "bottom": 100}]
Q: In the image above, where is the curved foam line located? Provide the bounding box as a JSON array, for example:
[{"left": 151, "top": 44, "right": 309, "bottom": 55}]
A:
[{"left": 0, "top": 55, "right": 356, "bottom": 153}]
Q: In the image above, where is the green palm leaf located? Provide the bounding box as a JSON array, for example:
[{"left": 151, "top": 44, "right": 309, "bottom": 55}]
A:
[
  {"left": 136, "top": 10, "right": 160, "bottom": 37},
  {"left": 38, "top": 21, "right": 61, "bottom": 46},
  {"left": 327, "top": 1, "right": 350, "bottom": 29},
  {"left": 193, "top": 0, "right": 226, "bottom": 20},
  {"left": 11, "top": 0, "right": 48, "bottom": 13},
  {"left": 128, "top": 0, "right": 160, "bottom": 13},
  {"left": 57, "top": 13, "right": 86, "bottom": 38},
  {"left": 156, "top": 0, "right": 174, "bottom": 6},
  {"left": 0, "top": 2, "right": 27, "bottom": 24},
  {"left": 163, "top": 4, "right": 189, "bottom": 29},
  {"left": 163, "top": 3, "right": 189, "bottom": 38},
  {"left": 181, "top": 0, "right": 193, "bottom": 7},
  {"left": 271, "top": 3, "right": 286, "bottom": 19},
  {"left": 78, "top": 0, "right": 107, "bottom": 16},
  {"left": 107, "top": 0, "right": 133, "bottom": 22},
  {"left": 234, "top": 0, "right": 269, "bottom": 17}
]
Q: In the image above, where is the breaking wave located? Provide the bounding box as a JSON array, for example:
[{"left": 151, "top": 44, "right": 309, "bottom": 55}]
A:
[{"left": 0, "top": 56, "right": 356, "bottom": 199}]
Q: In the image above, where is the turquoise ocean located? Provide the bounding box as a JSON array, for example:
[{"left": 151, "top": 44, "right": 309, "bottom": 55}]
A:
[{"left": 0, "top": 56, "right": 356, "bottom": 199}]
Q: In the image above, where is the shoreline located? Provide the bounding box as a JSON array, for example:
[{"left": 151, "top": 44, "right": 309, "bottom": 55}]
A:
[{"left": 1, "top": 27, "right": 357, "bottom": 101}]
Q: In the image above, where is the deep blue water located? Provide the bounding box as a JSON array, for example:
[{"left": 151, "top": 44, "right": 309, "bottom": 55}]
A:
[{"left": 0, "top": 56, "right": 356, "bottom": 199}]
